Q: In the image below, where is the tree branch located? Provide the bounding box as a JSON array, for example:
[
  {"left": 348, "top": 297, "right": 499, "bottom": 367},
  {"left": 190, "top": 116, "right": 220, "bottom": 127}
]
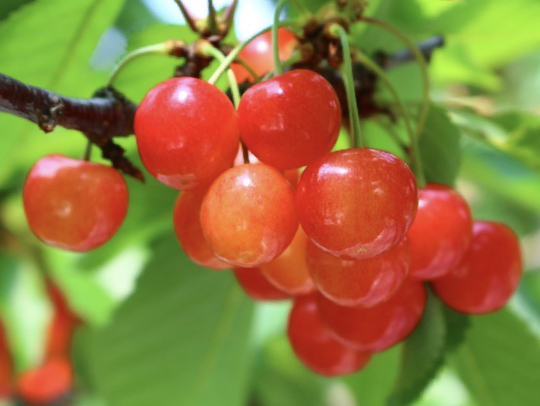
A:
[{"left": 0, "top": 72, "right": 144, "bottom": 181}]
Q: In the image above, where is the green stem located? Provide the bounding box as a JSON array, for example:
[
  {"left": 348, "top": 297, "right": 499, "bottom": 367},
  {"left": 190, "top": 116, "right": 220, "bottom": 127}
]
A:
[
  {"left": 272, "top": 0, "right": 309, "bottom": 76},
  {"left": 328, "top": 24, "right": 364, "bottom": 148},
  {"left": 107, "top": 42, "right": 176, "bottom": 87},
  {"left": 363, "top": 17, "right": 431, "bottom": 142},
  {"left": 207, "top": 20, "right": 296, "bottom": 85},
  {"left": 82, "top": 139, "right": 93, "bottom": 161},
  {"left": 202, "top": 42, "right": 241, "bottom": 108},
  {"left": 235, "top": 56, "right": 262, "bottom": 83},
  {"left": 355, "top": 50, "right": 426, "bottom": 186}
]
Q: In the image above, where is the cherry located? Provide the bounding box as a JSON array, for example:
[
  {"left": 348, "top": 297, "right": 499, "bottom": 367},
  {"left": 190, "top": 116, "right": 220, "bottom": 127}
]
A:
[
  {"left": 288, "top": 294, "right": 372, "bottom": 376},
  {"left": 233, "top": 267, "right": 290, "bottom": 301},
  {"left": 260, "top": 226, "right": 315, "bottom": 296},
  {"left": 23, "top": 155, "right": 129, "bottom": 252},
  {"left": 307, "top": 236, "right": 410, "bottom": 308},
  {"left": 237, "top": 69, "right": 341, "bottom": 170},
  {"left": 0, "top": 325, "right": 12, "bottom": 399},
  {"left": 200, "top": 163, "right": 298, "bottom": 267},
  {"left": 173, "top": 190, "right": 230, "bottom": 270},
  {"left": 44, "top": 283, "right": 80, "bottom": 360},
  {"left": 296, "top": 148, "right": 418, "bottom": 260},
  {"left": 431, "top": 220, "right": 522, "bottom": 314},
  {"left": 134, "top": 77, "right": 239, "bottom": 190},
  {"left": 231, "top": 28, "right": 297, "bottom": 83},
  {"left": 16, "top": 358, "right": 72, "bottom": 405},
  {"left": 317, "top": 280, "right": 426, "bottom": 352},
  {"left": 407, "top": 183, "right": 473, "bottom": 280}
]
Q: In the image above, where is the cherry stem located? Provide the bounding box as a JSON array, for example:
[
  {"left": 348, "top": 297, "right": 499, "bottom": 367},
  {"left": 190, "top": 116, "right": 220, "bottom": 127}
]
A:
[
  {"left": 107, "top": 41, "right": 182, "bottom": 87},
  {"left": 201, "top": 42, "right": 241, "bottom": 108},
  {"left": 328, "top": 23, "right": 364, "bottom": 149},
  {"left": 207, "top": 20, "right": 296, "bottom": 85},
  {"left": 272, "top": 0, "right": 308, "bottom": 77},
  {"left": 363, "top": 17, "right": 431, "bottom": 142},
  {"left": 355, "top": 50, "right": 426, "bottom": 187},
  {"left": 241, "top": 140, "right": 250, "bottom": 164},
  {"left": 82, "top": 140, "right": 93, "bottom": 161}
]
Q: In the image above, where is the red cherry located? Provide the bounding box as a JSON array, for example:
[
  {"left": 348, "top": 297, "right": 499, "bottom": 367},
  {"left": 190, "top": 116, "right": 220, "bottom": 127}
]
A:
[
  {"left": 0, "top": 325, "right": 12, "bottom": 399},
  {"left": 431, "top": 220, "right": 522, "bottom": 314},
  {"left": 260, "top": 226, "right": 316, "bottom": 296},
  {"left": 23, "top": 155, "right": 128, "bottom": 252},
  {"left": 237, "top": 69, "right": 341, "bottom": 170},
  {"left": 134, "top": 77, "right": 239, "bottom": 190},
  {"left": 44, "top": 283, "right": 80, "bottom": 360},
  {"left": 408, "top": 184, "right": 473, "bottom": 280},
  {"left": 296, "top": 148, "right": 418, "bottom": 260},
  {"left": 307, "top": 236, "right": 410, "bottom": 307},
  {"left": 233, "top": 267, "right": 290, "bottom": 301},
  {"left": 317, "top": 280, "right": 426, "bottom": 352},
  {"left": 173, "top": 190, "right": 230, "bottom": 270},
  {"left": 200, "top": 163, "right": 298, "bottom": 267},
  {"left": 288, "top": 294, "right": 372, "bottom": 376},
  {"left": 16, "top": 358, "right": 72, "bottom": 405},
  {"left": 231, "top": 28, "right": 297, "bottom": 83}
]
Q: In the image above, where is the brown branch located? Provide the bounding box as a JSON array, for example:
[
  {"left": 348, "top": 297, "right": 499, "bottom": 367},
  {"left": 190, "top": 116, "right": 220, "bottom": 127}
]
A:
[{"left": 0, "top": 72, "right": 144, "bottom": 181}]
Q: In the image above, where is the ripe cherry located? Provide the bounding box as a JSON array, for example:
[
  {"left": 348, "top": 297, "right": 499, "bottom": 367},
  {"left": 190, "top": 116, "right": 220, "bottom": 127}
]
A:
[
  {"left": 0, "top": 325, "right": 12, "bottom": 399},
  {"left": 307, "top": 236, "right": 410, "bottom": 307},
  {"left": 431, "top": 220, "right": 522, "bottom": 314},
  {"left": 200, "top": 163, "right": 298, "bottom": 267},
  {"left": 407, "top": 184, "right": 472, "bottom": 280},
  {"left": 296, "top": 148, "right": 418, "bottom": 260},
  {"left": 237, "top": 69, "right": 341, "bottom": 170},
  {"left": 231, "top": 28, "right": 297, "bottom": 83},
  {"left": 173, "top": 190, "right": 230, "bottom": 270},
  {"left": 134, "top": 77, "right": 239, "bottom": 190},
  {"left": 260, "top": 226, "right": 315, "bottom": 296},
  {"left": 233, "top": 267, "right": 290, "bottom": 301},
  {"left": 317, "top": 280, "right": 426, "bottom": 352},
  {"left": 16, "top": 358, "right": 72, "bottom": 405},
  {"left": 23, "top": 155, "right": 129, "bottom": 252},
  {"left": 288, "top": 294, "right": 372, "bottom": 376},
  {"left": 45, "top": 283, "right": 80, "bottom": 360}
]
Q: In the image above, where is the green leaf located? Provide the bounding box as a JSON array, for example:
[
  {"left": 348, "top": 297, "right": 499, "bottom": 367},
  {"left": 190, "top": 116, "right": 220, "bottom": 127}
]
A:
[
  {"left": 344, "top": 346, "right": 401, "bottom": 406},
  {"left": 86, "top": 234, "right": 254, "bottom": 406},
  {"left": 388, "top": 292, "right": 446, "bottom": 406},
  {"left": 252, "top": 336, "right": 329, "bottom": 406},
  {"left": 451, "top": 308, "right": 540, "bottom": 406},
  {"left": 419, "top": 104, "right": 462, "bottom": 186},
  {"left": 388, "top": 292, "right": 470, "bottom": 406}
]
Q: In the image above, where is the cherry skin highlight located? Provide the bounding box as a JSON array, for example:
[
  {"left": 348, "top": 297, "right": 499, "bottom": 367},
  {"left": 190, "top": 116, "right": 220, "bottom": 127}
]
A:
[
  {"left": 288, "top": 294, "right": 372, "bottom": 376},
  {"left": 407, "top": 183, "right": 473, "bottom": 280},
  {"left": 238, "top": 69, "right": 341, "bottom": 170},
  {"left": 307, "top": 236, "right": 410, "bottom": 307},
  {"left": 431, "top": 220, "right": 522, "bottom": 314},
  {"left": 317, "top": 280, "right": 426, "bottom": 352},
  {"left": 134, "top": 77, "right": 239, "bottom": 190},
  {"left": 23, "top": 155, "right": 128, "bottom": 252},
  {"left": 200, "top": 163, "right": 298, "bottom": 267},
  {"left": 296, "top": 148, "right": 418, "bottom": 260},
  {"left": 260, "top": 226, "right": 316, "bottom": 296},
  {"left": 233, "top": 267, "right": 290, "bottom": 301},
  {"left": 231, "top": 28, "right": 297, "bottom": 83},
  {"left": 173, "top": 190, "right": 230, "bottom": 270}
]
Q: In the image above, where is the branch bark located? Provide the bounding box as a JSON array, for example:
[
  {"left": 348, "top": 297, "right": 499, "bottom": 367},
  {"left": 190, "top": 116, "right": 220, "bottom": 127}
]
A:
[{"left": 0, "top": 73, "right": 144, "bottom": 181}]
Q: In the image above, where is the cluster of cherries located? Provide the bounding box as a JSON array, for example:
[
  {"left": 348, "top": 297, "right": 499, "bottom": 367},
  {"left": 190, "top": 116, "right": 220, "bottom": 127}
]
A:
[
  {"left": 0, "top": 283, "right": 78, "bottom": 405},
  {"left": 20, "top": 29, "right": 523, "bottom": 377}
]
